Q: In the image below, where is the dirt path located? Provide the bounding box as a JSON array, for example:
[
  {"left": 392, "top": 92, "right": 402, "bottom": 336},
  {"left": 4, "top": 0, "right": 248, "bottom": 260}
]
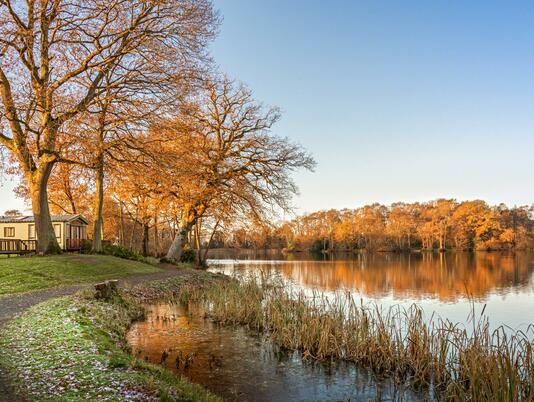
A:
[
  {"left": 0, "top": 264, "right": 182, "bottom": 324},
  {"left": 0, "top": 263, "right": 186, "bottom": 401}
]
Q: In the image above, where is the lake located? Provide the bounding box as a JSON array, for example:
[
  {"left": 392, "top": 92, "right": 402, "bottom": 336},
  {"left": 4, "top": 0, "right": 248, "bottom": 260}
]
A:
[
  {"left": 127, "top": 303, "right": 427, "bottom": 401},
  {"left": 127, "top": 250, "right": 534, "bottom": 401},
  {"left": 208, "top": 250, "right": 534, "bottom": 331}
]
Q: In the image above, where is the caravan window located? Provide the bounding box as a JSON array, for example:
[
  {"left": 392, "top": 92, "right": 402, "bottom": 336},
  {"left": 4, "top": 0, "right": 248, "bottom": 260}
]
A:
[
  {"left": 28, "top": 224, "right": 35, "bottom": 239},
  {"left": 54, "top": 224, "right": 61, "bottom": 239}
]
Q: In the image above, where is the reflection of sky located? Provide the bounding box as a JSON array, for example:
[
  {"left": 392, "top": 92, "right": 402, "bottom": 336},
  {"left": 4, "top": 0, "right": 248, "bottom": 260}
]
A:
[{"left": 208, "top": 254, "right": 534, "bottom": 332}]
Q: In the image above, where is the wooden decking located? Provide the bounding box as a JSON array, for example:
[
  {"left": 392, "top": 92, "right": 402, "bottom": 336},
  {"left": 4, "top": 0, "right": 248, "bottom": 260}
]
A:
[
  {"left": 0, "top": 238, "right": 84, "bottom": 255},
  {"left": 0, "top": 239, "right": 37, "bottom": 255}
]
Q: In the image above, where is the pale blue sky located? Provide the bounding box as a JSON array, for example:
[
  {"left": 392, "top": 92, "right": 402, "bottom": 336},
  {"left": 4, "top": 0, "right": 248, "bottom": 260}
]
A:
[
  {"left": 210, "top": 0, "right": 534, "bottom": 214},
  {"left": 2, "top": 1, "right": 534, "bottom": 214}
]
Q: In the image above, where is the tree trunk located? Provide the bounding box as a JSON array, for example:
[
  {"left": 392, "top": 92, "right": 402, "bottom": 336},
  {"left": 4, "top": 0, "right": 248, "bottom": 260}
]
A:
[
  {"left": 129, "top": 219, "right": 137, "bottom": 250},
  {"left": 68, "top": 198, "right": 77, "bottom": 215},
  {"left": 195, "top": 219, "right": 202, "bottom": 267},
  {"left": 166, "top": 221, "right": 193, "bottom": 261},
  {"left": 29, "top": 165, "right": 61, "bottom": 254},
  {"left": 166, "top": 205, "right": 205, "bottom": 262},
  {"left": 64, "top": 177, "right": 77, "bottom": 214},
  {"left": 142, "top": 223, "right": 149, "bottom": 257},
  {"left": 153, "top": 214, "right": 159, "bottom": 257},
  {"left": 92, "top": 154, "right": 105, "bottom": 252},
  {"left": 201, "top": 220, "right": 220, "bottom": 266},
  {"left": 119, "top": 202, "right": 125, "bottom": 247}
]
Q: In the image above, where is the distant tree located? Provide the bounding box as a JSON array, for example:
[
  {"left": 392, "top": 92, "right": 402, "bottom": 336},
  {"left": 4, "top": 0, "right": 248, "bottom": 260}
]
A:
[
  {"left": 273, "top": 199, "right": 534, "bottom": 253},
  {"left": 430, "top": 199, "right": 456, "bottom": 251},
  {"left": 45, "top": 162, "right": 91, "bottom": 216},
  {"left": 451, "top": 200, "right": 495, "bottom": 250},
  {"left": 388, "top": 202, "right": 418, "bottom": 250}
]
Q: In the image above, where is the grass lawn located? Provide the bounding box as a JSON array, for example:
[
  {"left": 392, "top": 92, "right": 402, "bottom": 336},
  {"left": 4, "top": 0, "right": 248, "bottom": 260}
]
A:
[{"left": 0, "top": 254, "right": 161, "bottom": 297}]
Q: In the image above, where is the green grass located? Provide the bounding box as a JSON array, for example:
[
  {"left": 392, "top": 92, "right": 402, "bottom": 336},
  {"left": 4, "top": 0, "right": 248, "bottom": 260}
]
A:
[
  {"left": 0, "top": 254, "right": 161, "bottom": 296},
  {"left": 0, "top": 292, "right": 222, "bottom": 401}
]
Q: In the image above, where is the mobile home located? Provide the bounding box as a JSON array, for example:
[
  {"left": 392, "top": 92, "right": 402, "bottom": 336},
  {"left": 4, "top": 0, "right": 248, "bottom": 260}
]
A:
[{"left": 0, "top": 214, "right": 88, "bottom": 253}]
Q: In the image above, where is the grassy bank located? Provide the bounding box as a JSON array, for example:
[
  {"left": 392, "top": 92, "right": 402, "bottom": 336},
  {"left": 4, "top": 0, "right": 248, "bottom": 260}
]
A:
[
  {"left": 0, "top": 290, "right": 222, "bottom": 401},
  {"left": 185, "top": 276, "right": 533, "bottom": 402},
  {"left": 124, "top": 269, "right": 226, "bottom": 303},
  {"left": 0, "top": 254, "right": 161, "bottom": 296}
]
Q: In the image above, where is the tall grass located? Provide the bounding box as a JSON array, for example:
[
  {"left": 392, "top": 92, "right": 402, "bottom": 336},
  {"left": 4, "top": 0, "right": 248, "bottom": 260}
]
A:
[{"left": 200, "top": 275, "right": 534, "bottom": 401}]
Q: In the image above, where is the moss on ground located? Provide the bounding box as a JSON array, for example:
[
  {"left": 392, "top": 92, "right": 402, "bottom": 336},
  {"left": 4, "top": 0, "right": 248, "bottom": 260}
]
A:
[{"left": 0, "top": 291, "right": 222, "bottom": 401}]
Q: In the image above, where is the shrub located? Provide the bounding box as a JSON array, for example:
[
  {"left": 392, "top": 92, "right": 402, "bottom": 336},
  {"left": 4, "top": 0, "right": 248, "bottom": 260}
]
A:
[
  {"left": 101, "top": 244, "right": 156, "bottom": 264},
  {"left": 180, "top": 248, "right": 196, "bottom": 263},
  {"left": 80, "top": 239, "right": 92, "bottom": 254},
  {"left": 310, "top": 239, "right": 325, "bottom": 253}
]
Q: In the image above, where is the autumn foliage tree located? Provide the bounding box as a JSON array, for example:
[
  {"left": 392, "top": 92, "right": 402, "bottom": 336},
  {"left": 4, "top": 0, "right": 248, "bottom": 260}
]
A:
[
  {"left": 226, "top": 200, "right": 534, "bottom": 252},
  {"left": 144, "top": 78, "right": 316, "bottom": 261},
  {"left": 0, "top": 0, "right": 218, "bottom": 253}
]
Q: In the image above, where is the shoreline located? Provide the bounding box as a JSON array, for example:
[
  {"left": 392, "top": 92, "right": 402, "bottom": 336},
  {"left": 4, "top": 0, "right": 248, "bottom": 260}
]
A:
[
  {"left": 133, "top": 273, "right": 534, "bottom": 401},
  {"left": 1, "top": 262, "right": 533, "bottom": 401},
  {"left": 0, "top": 268, "right": 225, "bottom": 401},
  {"left": 209, "top": 246, "right": 534, "bottom": 254}
]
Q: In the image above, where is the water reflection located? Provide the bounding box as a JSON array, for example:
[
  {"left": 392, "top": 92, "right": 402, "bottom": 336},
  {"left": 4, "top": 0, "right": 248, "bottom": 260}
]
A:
[
  {"left": 208, "top": 251, "right": 534, "bottom": 301},
  {"left": 208, "top": 251, "right": 534, "bottom": 331},
  {"left": 127, "top": 303, "right": 428, "bottom": 402}
]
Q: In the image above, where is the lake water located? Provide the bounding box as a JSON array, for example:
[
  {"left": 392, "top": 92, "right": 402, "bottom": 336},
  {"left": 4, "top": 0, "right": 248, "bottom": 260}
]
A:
[
  {"left": 127, "top": 251, "right": 534, "bottom": 401},
  {"left": 207, "top": 250, "right": 534, "bottom": 331},
  {"left": 127, "top": 303, "right": 427, "bottom": 402}
]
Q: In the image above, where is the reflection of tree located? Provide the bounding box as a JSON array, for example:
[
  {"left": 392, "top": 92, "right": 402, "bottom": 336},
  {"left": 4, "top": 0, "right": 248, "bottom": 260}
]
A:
[
  {"left": 128, "top": 303, "right": 288, "bottom": 400},
  {"left": 270, "top": 253, "right": 532, "bottom": 302}
]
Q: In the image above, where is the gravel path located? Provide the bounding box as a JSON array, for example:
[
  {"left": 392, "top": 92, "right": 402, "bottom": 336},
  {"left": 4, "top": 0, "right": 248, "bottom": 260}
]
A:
[{"left": 0, "top": 264, "right": 186, "bottom": 401}]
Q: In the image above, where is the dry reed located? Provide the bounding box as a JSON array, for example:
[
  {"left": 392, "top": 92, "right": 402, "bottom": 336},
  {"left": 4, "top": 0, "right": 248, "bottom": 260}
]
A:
[{"left": 199, "top": 275, "right": 534, "bottom": 401}]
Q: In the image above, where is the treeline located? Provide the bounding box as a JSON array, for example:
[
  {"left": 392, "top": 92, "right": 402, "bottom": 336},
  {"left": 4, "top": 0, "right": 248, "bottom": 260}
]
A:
[
  {"left": 222, "top": 200, "right": 534, "bottom": 252},
  {"left": 0, "top": 1, "right": 313, "bottom": 262}
]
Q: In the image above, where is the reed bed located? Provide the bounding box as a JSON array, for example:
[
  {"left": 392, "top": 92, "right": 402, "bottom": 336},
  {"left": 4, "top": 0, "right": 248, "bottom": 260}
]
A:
[{"left": 199, "top": 275, "right": 534, "bottom": 401}]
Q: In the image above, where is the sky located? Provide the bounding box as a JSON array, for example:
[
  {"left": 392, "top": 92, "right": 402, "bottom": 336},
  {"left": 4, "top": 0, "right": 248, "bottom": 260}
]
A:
[{"left": 2, "top": 1, "right": 534, "bottom": 215}]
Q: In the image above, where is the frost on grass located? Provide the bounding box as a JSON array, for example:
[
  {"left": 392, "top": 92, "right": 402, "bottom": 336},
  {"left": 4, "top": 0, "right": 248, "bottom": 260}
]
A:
[
  {"left": 0, "top": 278, "right": 223, "bottom": 402},
  {"left": 0, "top": 297, "right": 157, "bottom": 401}
]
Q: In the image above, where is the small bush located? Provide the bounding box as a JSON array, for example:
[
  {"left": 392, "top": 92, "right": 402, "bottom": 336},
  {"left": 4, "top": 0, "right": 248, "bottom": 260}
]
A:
[
  {"left": 102, "top": 244, "right": 154, "bottom": 264},
  {"left": 80, "top": 239, "right": 92, "bottom": 254},
  {"left": 108, "top": 351, "right": 130, "bottom": 369},
  {"left": 180, "top": 248, "right": 196, "bottom": 263}
]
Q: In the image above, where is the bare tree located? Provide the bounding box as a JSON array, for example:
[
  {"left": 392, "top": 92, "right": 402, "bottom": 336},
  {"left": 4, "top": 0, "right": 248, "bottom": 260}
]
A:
[
  {"left": 0, "top": 0, "right": 218, "bottom": 253},
  {"left": 157, "top": 78, "right": 316, "bottom": 261}
]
